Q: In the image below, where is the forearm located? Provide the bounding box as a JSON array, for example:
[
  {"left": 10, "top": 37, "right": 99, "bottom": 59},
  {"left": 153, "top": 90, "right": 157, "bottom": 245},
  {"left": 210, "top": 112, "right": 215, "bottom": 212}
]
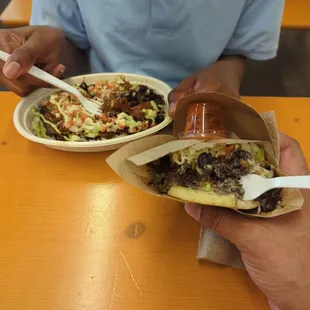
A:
[
  {"left": 192, "top": 55, "right": 246, "bottom": 98},
  {"left": 217, "top": 55, "right": 246, "bottom": 93},
  {"left": 169, "top": 54, "right": 247, "bottom": 112}
]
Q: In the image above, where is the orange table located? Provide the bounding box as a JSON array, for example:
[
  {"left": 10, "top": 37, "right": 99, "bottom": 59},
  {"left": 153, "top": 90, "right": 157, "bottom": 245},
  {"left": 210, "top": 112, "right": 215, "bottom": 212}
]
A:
[
  {"left": 1, "top": 0, "right": 310, "bottom": 29},
  {"left": 282, "top": 0, "right": 310, "bottom": 29},
  {"left": 0, "top": 92, "right": 309, "bottom": 309},
  {"left": 0, "top": 0, "right": 31, "bottom": 27}
]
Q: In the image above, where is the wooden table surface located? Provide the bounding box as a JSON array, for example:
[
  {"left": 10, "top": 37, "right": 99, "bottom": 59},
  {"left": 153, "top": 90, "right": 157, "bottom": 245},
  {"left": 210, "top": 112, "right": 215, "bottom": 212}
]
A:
[
  {"left": 0, "top": 92, "right": 309, "bottom": 310},
  {"left": 0, "top": 0, "right": 31, "bottom": 27},
  {"left": 282, "top": 0, "right": 310, "bottom": 29},
  {"left": 1, "top": 0, "right": 310, "bottom": 29}
]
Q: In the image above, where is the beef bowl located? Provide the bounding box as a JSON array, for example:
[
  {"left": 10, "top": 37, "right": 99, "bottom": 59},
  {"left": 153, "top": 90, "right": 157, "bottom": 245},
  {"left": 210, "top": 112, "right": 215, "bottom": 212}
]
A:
[{"left": 13, "top": 73, "right": 172, "bottom": 152}]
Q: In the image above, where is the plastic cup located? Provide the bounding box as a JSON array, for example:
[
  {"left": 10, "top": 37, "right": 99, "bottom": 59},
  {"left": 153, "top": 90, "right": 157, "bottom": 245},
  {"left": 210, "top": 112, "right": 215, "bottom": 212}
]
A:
[{"left": 178, "top": 102, "right": 230, "bottom": 140}]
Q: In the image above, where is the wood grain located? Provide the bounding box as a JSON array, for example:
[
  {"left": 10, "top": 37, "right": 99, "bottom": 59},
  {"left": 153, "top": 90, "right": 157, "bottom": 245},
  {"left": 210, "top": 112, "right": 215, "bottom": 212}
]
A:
[{"left": 0, "top": 92, "right": 309, "bottom": 309}]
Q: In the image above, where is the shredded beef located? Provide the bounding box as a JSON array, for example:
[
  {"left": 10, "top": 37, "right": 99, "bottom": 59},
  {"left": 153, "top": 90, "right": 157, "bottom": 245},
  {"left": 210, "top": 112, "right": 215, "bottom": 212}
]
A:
[
  {"left": 39, "top": 106, "right": 62, "bottom": 123},
  {"left": 112, "top": 98, "right": 131, "bottom": 113},
  {"left": 256, "top": 188, "right": 281, "bottom": 212},
  {"left": 197, "top": 153, "right": 217, "bottom": 169},
  {"left": 130, "top": 102, "right": 153, "bottom": 118},
  {"left": 43, "top": 123, "right": 64, "bottom": 141},
  {"left": 149, "top": 146, "right": 279, "bottom": 213}
]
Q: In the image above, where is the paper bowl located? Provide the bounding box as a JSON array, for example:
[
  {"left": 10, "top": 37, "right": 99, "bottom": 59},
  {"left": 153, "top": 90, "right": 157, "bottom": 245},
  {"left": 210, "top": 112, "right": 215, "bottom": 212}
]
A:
[{"left": 13, "top": 73, "right": 172, "bottom": 152}]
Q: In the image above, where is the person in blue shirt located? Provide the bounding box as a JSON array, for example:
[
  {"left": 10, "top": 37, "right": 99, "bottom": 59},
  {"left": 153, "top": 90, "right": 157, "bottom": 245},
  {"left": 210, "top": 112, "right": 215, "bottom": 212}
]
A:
[
  {"left": 0, "top": 0, "right": 284, "bottom": 113},
  {"left": 0, "top": 1, "right": 310, "bottom": 308}
]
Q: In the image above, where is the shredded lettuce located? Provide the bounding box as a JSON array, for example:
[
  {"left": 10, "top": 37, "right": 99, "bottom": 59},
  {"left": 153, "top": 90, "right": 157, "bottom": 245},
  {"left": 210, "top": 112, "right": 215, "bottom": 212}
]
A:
[
  {"left": 142, "top": 108, "right": 157, "bottom": 123},
  {"left": 31, "top": 115, "right": 48, "bottom": 139},
  {"left": 240, "top": 143, "right": 252, "bottom": 154},
  {"left": 64, "top": 134, "right": 84, "bottom": 142},
  {"left": 242, "top": 143, "right": 265, "bottom": 163},
  {"left": 117, "top": 112, "right": 139, "bottom": 131},
  {"left": 32, "top": 107, "right": 62, "bottom": 135},
  {"left": 203, "top": 183, "right": 212, "bottom": 192},
  {"left": 251, "top": 143, "right": 265, "bottom": 163},
  {"left": 150, "top": 100, "right": 159, "bottom": 112},
  {"left": 81, "top": 117, "right": 101, "bottom": 138},
  {"left": 210, "top": 145, "right": 227, "bottom": 157},
  {"left": 50, "top": 96, "right": 71, "bottom": 123},
  {"left": 172, "top": 147, "right": 204, "bottom": 166},
  {"left": 253, "top": 164, "right": 274, "bottom": 178}
]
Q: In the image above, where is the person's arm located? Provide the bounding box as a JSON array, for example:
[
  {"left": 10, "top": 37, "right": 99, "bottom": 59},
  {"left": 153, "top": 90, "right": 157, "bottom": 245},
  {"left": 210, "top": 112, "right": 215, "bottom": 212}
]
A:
[
  {"left": 168, "top": 55, "right": 245, "bottom": 114},
  {"left": 0, "top": 0, "right": 90, "bottom": 96},
  {"left": 169, "top": 0, "right": 284, "bottom": 115},
  {"left": 223, "top": 0, "right": 284, "bottom": 61},
  {"left": 215, "top": 0, "right": 285, "bottom": 92},
  {"left": 30, "top": 0, "right": 90, "bottom": 76},
  {"left": 218, "top": 55, "right": 246, "bottom": 82}
]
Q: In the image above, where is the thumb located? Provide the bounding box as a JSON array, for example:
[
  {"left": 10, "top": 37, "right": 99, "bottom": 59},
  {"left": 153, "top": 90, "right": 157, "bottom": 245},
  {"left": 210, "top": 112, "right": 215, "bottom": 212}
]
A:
[
  {"left": 185, "top": 203, "right": 249, "bottom": 245},
  {"left": 3, "top": 33, "right": 42, "bottom": 79},
  {"left": 168, "top": 74, "right": 196, "bottom": 117},
  {"left": 268, "top": 300, "right": 281, "bottom": 310}
]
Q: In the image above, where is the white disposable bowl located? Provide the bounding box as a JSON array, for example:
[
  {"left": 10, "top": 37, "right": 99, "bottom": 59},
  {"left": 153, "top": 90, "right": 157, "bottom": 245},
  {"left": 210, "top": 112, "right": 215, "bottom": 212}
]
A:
[{"left": 13, "top": 73, "right": 172, "bottom": 152}]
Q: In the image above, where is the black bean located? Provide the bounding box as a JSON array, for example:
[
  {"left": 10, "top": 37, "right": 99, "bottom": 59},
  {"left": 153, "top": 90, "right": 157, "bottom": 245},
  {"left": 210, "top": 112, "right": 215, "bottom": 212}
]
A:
[
  {"left": 138, "top": 85, "right": 148, "bottom": 92},
  {"left": 149, "top": 94, "right": 157, "bottom": 100},
  {"left": 228, "top": 156, "right": 241, "bottom": 168},
  {"left": 155, "top": 115, "right": 165, "bottom": 124},
  {"left": 231, "top": 169, "right": 242, "bottom": 178},
  {"left": 129, "top": 101, "right": 139, "bottom": 107},
  {"left": 45, "top": 125, "right": 57, "bottom": 136},
  {"left": 153, "top": 173, "right": 173, "bottom": 193},
  {"left": 228, "top": 150, "right": 252, "bottom": 168},
  {"left": 234, "top": 150, "right": 252, "bottom": 160},
  {"left": 79, "top": 82, "right": 89, "bottom": 92},
  {"left": 256, "top": 188, "right": 281, "bottom": 212},
  {"left": 211, "top": 163, "right": 232, "bottom": 181},
  {"left": 197, "top": 153, "right": 216, "bottom": 169},
  {"left": 55, "top": 134, "right": 65, "bottom": 141},
  {"left": 158, "top": 155, "right": 172, "bottom": 172},
  {"left": 136, "top": 93, "right": 144, "bottom": 101},
  {"left": 154, "top": 94, "right": 164, "bottom": 102},
  {"left": 181, "top": 168, "right": 200, "bottom": 189},
  {"left": 122, "top": 90, "right": 137, "bottom": 103}
]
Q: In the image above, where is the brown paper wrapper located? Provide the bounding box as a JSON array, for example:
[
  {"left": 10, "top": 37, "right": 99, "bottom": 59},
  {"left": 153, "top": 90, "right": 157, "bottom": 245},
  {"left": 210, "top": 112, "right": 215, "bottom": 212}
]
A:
[{"left": 106, "top": 92, "right": 304, "bottom": 268}]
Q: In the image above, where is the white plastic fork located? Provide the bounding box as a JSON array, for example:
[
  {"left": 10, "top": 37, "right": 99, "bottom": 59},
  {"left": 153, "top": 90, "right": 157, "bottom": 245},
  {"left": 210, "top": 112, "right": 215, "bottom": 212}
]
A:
[
  {"left": 241, "top": 174, "right": 310, "bottom": 200},
  {"left": 0, "top": 50, "right": 102, "bottom": 115}
]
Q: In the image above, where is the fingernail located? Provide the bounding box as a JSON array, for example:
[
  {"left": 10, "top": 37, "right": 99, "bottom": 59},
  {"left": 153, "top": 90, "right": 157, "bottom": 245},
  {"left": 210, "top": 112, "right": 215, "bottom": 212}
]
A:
[
  {"left": 185, "top": 204, "right": 202, "bottom": 221},
  {"left": 193, "top": 81, "right": 202, "bottom": 92},
  {"left": 169, "top": 101, "right": 176, "bottom": 116},
  {"left": 57, "top": 65, "right": 66, "bottom": 77},
  {"left": 3, "top": 61, "right": 21, "bottom": 78}
]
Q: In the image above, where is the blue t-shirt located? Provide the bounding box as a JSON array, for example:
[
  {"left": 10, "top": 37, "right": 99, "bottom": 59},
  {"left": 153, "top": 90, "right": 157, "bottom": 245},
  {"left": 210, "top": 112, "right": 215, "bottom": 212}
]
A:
[{"left": 31, "top": 0, "right": 284, "bottom": 87}]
